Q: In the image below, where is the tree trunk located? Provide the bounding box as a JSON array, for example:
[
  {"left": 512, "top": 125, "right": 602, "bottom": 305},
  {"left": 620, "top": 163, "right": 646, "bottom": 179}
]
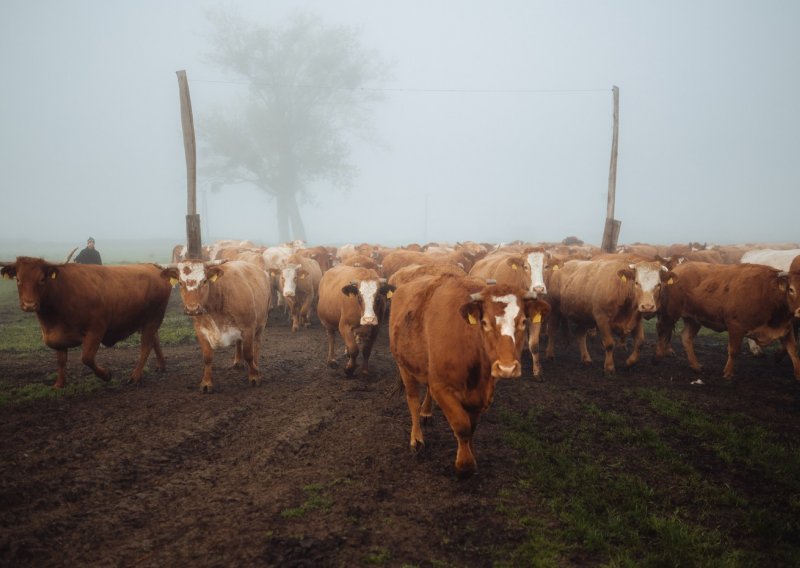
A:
[
  {"left": 287, "top": 193, "right": 307, "bottom": 242},
  {"left": 276, "top": 194, "right": 290, "bottom": 243}
]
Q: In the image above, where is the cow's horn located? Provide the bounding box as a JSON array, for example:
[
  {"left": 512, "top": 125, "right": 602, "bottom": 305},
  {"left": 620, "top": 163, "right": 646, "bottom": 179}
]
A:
[
  {"left": 470, "top": 292, "right": 484, "bottom": 302},
  {"left": 778, "top": 271, "right": 789, "bottom": 277}
]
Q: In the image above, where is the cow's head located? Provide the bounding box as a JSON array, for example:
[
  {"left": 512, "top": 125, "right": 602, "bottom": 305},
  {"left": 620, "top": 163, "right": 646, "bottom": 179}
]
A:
[
  {"left": 280, "top": 264, "right": 308, "bottom": 298},
  {"left": 160, "top": 260, "right": 226, "bottom": 316},
  {"left": 524, "top": 250, "right": 547, "bottom": 297},
  {"left": 342, "top": 278, "right": 396, "bottom": 327},
  {"left": 1, "top": 257, "right": 59, "bottom": 313},
  {"left": 618, "top": 262, "right": 678, "bottom": 319},
  {"left": 779, "top": 271, "right": 800, "bottom": 319},
  {"left": 460, "top": 284, "right": 550, "bottom": 379}
]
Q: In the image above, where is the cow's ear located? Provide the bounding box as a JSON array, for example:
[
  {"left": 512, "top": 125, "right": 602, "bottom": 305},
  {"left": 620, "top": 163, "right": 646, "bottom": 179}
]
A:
[
  {"left": 524, "top": 297, "right": 550, "bottom": 324},
  {"left": 0, "top": 265, "right": 16, "bottom": 279},
  {"left": 268, "top": 268, "right": 280, "bottom": 277},
  {"left": 380, "top": 282, "right": 396, "bottom": 299},
  {"left": 297, "top": 268, "right": 308, "bottom": 280},
  {"left": 160, "top": 267, "right": 180, "bottom": 287},
  {"left": 342, "top": 283, "right": 359, "bottom": 296},
  {"left": 506, "top": 258, "right": 521, "bottom": 271},
  {"left": 43, "top": 266, "right": 58, "bottom": 280},
  {"left": 617, "top": 268, "right": 634, "bottom": 283},
  {"left": 206, "top": 266, "right": 224, "bottom": 283},
  {"left": 459, "top": 295, "right": 483, "bottom": 326},
  {"left": 661, "top": 271, "right": 678, "bottom": 286},
  {"left": 777, "top": 272, "right": 789, "bottom": 292}
]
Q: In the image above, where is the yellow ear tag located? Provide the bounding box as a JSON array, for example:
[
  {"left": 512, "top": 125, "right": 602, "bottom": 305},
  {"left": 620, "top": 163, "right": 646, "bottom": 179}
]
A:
[
  {"left": 511, "top": 264, "right": 518, "bottom": 270},
  {"left": 386, "top": 290, "right": 393, "bottom": 299},
  {"left": 169, "top": 277, "right": 179, "bottom": 287},
  {"left": 468, "top": 313, "right": 478, "bottom": 325},
  {"left": 532, "top": 313, "right": 542, "bottom": 323},
  {"left": 621, "top": 275, "right": 627, "bottom": 283},
  {"left": 209, "top": 274, "right": 219, "bottom": 283},
  {"left": 552, "top": 265, "right": 559, "bottom": 271},
  {"left": 667, "top": 278, "right": 674, "bottom": 285},
  {"left": 51, "top": 272, "right": 57, "bottom": 280}
]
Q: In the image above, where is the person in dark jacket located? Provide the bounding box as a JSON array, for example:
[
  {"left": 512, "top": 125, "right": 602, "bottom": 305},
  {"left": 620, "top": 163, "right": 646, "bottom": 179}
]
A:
[{"left": 74, "top": 237, "right": 102, "bottom": 265}]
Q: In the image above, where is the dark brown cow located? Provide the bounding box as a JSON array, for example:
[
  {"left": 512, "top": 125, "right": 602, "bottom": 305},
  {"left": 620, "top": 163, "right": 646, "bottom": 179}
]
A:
[
  {"left": 389, "top": 274, "right": 548, "bottom": 477},
  {"left": 160, "top": 259, "right": 272, "bottom": 392},
  {"left": 545, "top": 259, "right": 676, "bottom": 374},
  {"left": 316, "top": 264, "right": 394, "bottom": 376},
  {"left": 655, "top": 262, "right": 800, "bottom": 379},
  {"left": 0, "top": 257, "right": 171, "bottom": 388}
]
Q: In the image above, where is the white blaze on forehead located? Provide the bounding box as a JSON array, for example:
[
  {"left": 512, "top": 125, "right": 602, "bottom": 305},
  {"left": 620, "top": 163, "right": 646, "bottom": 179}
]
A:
[
  {"left": 281, "top": 265, "right": 298, "bottom": 295},
  {"left": 635, "top": 265, "right": 662, "bottom": 293},
  {"left": 178, "top": 262, "right": 207, "bottom": 291},
  {"left": 493, "top": 294, "right": 520, "bottom": 343},
  {"left": 526, "top": 252, "right": 546, "bottom": 293},
  {"left": 359, "top": 280, "right": 379, "bottom": 324}
]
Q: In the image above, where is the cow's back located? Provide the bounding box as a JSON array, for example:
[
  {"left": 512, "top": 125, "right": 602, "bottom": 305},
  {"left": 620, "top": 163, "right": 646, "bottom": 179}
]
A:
[
  {"left": 469, "top": 253, "right": 529, "bottom": 289},
  {"left": 206, "top": 261, "right": 271, "bottom": 328}
]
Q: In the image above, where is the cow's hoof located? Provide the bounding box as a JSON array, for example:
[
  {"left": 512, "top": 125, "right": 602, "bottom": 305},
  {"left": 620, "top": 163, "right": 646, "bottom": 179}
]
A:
[
  {"left": 344, "top": 366, "right": 356, "bottom": 377},
  {"left": 454, "top": 464, "right": 476, "bottom": 479},
  {"left": 200, "top": 384, "right": 214, "bottom": 394},
  {"left": 327, "top": 360, "right": 339, "bottom": 369}
]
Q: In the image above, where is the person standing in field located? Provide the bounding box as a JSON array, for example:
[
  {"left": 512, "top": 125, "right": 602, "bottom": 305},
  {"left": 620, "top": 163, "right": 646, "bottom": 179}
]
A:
[{"left": 74, "top": 237, "right": 102, "bottom": 265}]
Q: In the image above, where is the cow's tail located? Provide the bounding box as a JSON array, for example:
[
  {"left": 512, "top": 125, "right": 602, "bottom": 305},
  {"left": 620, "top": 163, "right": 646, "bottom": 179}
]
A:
[{"left": 65, "top": 247, "right": 79, "bottom": 263}]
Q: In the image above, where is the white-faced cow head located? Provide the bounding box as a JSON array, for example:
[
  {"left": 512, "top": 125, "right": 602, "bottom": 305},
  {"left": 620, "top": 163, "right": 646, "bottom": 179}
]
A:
[
  {"left": 1, "top": 257, "right": 59, "bottom": 313},
  {"left": 342, "top": 278, "right": 396, "bottom": 327},
  {"left": 460, "top": 284, "right": 550, "bottom": 379},
  {"left": 617, "top": 262, "right": 678, "bottom": 318},
  {"left": 525, "top": 250, "right": 547, "bottom": 297},
  {"left": 160, "top": 260, "right": 226, "bottom": 316},
  {"left": 279, "top": 264, "right": 308, "bottom": 298}
]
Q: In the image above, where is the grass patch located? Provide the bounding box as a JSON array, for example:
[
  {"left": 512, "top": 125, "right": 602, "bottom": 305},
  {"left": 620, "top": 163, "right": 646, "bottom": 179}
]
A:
[
  {"left": 498, "top": 389, "right": 800, "bottom": 566},
  {"left": 280, "top": 483, "right": 334, "bottom": 519},
  {"left": 0, "top": 376, "right": 119, "bottom": 406}
]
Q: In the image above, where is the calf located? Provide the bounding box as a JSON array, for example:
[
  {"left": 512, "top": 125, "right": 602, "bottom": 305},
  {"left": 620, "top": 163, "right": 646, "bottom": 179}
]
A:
[
  {"left": 389, "top": 274, "right": 548, "bottom": 477},
  {"left": 1, "top": 257, "right": 170, "bottom": 388},
  {"left": 655, "top": 262, "right": 800, "bottom": 379},
  {"left": 316, "top": 264, "right": 394, "bottom": 376},
  {"left": 160, "top": 260, "right": 272, "bottom": 392}
]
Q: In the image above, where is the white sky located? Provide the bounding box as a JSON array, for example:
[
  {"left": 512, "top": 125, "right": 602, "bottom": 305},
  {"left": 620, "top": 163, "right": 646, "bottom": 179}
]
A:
[{"left": 1, "top": 0, "right": 798, "bottom": 248}]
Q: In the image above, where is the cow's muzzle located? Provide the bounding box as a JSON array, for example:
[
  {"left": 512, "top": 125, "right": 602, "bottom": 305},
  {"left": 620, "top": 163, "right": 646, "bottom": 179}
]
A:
[
  {"left": 359, "top": 315, "right": 378, "bottom": 326},
  {"left": 491, "top": 360, "right": 521, "bottom": 379},
  {"left": 20, "top": 301, "right": 38, "bottom": 313},
  {"left": 183, "top": 305, "right": 205, "bottom": 316}
]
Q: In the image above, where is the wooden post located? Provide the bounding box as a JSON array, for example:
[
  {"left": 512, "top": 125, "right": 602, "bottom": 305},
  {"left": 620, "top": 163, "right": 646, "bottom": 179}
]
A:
[
  {"left": 601, "top": 85, "right": 620, "bottom": 253},
  {"left": 176, "top": 70, "right": 202, "bottom": 259}
]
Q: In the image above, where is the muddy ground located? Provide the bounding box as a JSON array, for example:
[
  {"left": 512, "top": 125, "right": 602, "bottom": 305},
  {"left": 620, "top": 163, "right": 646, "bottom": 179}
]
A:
[{"left": 1, "top": 290, "right": 799, "bottom": 567}]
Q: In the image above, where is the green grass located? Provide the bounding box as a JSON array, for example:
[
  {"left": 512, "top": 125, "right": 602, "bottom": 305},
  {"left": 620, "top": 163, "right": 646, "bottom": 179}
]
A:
[
  {"left": 497, "top": 388, "right": 800, "bottom": 566},
  {"left": 280, "top": 483, "right": 334, "bottom": 519}
]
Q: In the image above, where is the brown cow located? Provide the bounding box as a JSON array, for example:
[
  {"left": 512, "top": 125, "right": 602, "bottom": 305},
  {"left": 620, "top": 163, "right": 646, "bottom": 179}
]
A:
[
  {"left": 160, "top": 259, "right": 272, "bottom": 392},
  {"left": 317, "top": 264, "right": 394, "bottom": 376},
  {"left": 272, "top": 254, "right": 322, "bottom": 332},
  {"left": 655, "top": 262, "right": 800, "bottom": 379},
  {"left": 545, "top": 259, "right": 677, "bottom": 374},
  {"left": 469, "top": 249, "right": 550, "bottom": 377},
  {"left": 296, "top": 245, "right": 336, "bottom": 273},
  {"left": 387, "top": 262, "right": 467, "bottom": 288},
  {"left": 381, "top": 249, "right": 474, "bottom": 280},
  {"left": 0, "top": 257, "right": 171, "bottom": 389},
  {"left": 389, "top": 274, "right": 549, "bottom": 477}
]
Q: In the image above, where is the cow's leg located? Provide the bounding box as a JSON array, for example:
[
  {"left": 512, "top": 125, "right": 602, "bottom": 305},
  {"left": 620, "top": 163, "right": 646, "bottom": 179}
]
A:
[
  {"left": 420, "top": 388, "right": 434, "bottom": 422},
  {"left": 232, "top": 339, "right": 244, "bottom": 369},
  {"left": 544, "top": 308, "right": 560, "bottom": 360},
  {"left": 432, "top": 386, "right": 477, "bottom": 477},
  {"left": 654, "top": 317, "right": 675, "bottom": 361},
  {"left": 527, "top": 319, "right": 543, "bottom": 378},
  {"left": 80, "top": 333, "right": 111, "bottom": 381},
  {"left": 130, "top": 324, "right": 163, "bottom": 384},
  {"left": 625, "top": 320, "right": 645, "bottom": 368},
  {"left": 340, "top": 322, "right": 359, "bottom": 376},
  {"left": 680, "top": 319, "right": 703, "bottom": 372},
  {"left": 242, "top": 329, "right": 260, "bottom": 386},
  {"left": 723, "top": 328, "right": 745, "bottom": 379},
  {"left": 399, "top": 368, "right": 424, "bottom": 450},
  {"left": 54, "top": 349, "right": 68, "bottom": 389},
  {"left": 359, "top": 328, "right": 379, "bottom": 375},
  {"left": 325, "top": 326, "right": 338, "bottom": 367},
  {"left": 196, "top": 336, "right": 215, "bottom": 393},
  {"left": 780, "top": 329, "right": 800, "bottom": 380},
  {"left": 594, "top": 317, "right": 616, "bottom": 375},
  {"left": 574, "top": 325, "right": 592, "bottom": 366},
  {"left": 151, "top": 330, "right": 166, "bottom": 372}
]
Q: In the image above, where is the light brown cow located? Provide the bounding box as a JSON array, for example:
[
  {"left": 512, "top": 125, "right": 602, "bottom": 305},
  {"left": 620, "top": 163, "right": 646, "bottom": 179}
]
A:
[
  {"left": 342, "top": 254, "right": 381, "bottom": 272},
  {"left": 389, "top": 274, "right": 549, "bottom": 477},
  {"left": 545, "top": 259, "right": 676, "bottom": 374},
  {"left": 381, "top": 249, "right": 475, "bottom": 280},
  {"left": 296, "top": 245, "right": 336, "bottom": 273},
  {"left": 317, "top": 264, "right": 394, "bottom": 376},
  {"left": 160, "top": 260, "right": 272, "bottom": 392},
  {"left": 1, "top": 257, "right": 171, "bottom": 388},
  {"left": 387, "top": 262, "right": 467, "bottom": 288},
  {"left": 655, "top": 262, "right": 800, "bottom": 379},
  {"left": 273, "top": 254, "right": 322, "bottom": 332}
]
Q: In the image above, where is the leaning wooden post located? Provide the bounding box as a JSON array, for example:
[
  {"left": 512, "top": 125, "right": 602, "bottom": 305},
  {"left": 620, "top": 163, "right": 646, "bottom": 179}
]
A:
[
  {"left": 601, "top": 85, "right": 621, "bottom": 253},
  {"left": 176, "top": 70, "right": 202, "bottom": 259}
]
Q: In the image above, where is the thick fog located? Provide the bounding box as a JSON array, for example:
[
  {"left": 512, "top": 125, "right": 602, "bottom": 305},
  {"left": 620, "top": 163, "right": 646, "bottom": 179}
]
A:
[{"left": 1, "top": 0, "right": 798, "bottom": 250}]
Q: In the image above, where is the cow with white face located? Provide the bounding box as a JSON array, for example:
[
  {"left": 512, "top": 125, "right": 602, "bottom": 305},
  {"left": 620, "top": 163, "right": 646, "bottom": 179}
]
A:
[
  {"left": 316, "top": 264, "right": 395, "bottom": 376},
  {"left": 160, "top": 259, "right": 272, "bottom": 393},
  {"left": 273, "top": 254, "right": 322, "bottom": 332}
]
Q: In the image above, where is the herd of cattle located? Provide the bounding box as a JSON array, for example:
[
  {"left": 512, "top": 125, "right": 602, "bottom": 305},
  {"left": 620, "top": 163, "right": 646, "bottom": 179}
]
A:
[{"left": 2, "top": 238, "right": 800, "bottom": 476}]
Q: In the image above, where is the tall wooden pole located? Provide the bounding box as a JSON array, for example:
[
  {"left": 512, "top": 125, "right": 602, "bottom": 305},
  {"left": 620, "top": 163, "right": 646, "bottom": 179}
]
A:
[
  {"left": 601, "top": 85, "right": 621, "bottom": 253},
  {"left": 176, "top": 70, "right": 202, "bottom": 259}
]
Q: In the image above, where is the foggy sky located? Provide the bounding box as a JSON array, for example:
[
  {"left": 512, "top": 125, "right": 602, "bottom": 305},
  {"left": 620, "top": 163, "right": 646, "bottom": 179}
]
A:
[{"left": 1, "top": 0, "right": 798, "bottom": 249}]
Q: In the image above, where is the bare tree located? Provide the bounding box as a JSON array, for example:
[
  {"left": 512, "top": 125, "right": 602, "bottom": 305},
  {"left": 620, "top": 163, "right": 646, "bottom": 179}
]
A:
[{"left": 201, "top": 11, "right": 390, "bottom": 242}]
